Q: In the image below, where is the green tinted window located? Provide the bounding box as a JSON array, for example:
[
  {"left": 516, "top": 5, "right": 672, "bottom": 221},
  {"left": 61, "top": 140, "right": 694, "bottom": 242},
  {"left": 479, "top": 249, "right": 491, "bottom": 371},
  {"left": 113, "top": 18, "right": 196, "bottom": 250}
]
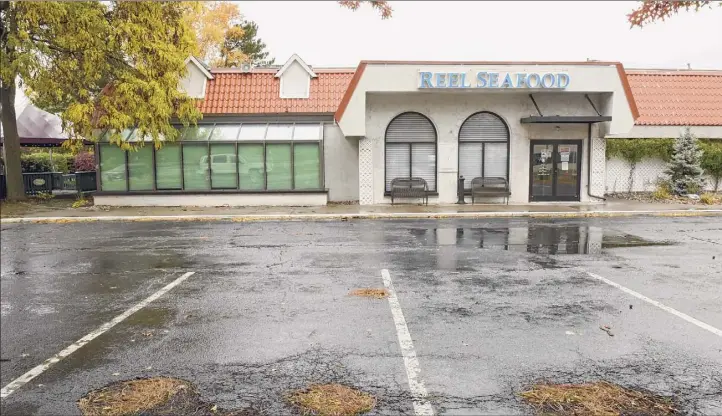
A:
[
  {"left": 99, "top": 145, "right": 127, "bottom": 191},
  {"left": 182, "top": 145, "right": 210, "bottom": 190},
  {"left": 128, "top": 146, "right": 154, "bottom": 190},
  {"left": 155, "top": 144, "right": 182, "bottom": 189},
  {"left": 238, "top": 144, "right": 264, "bottom": 190},
  {"left": 210, "top": 144, "right": 237, "bottom": 188},
  {"left": 266, "top": 144, "right": 291, "bottom": 190},
  {"left": 293, "top": 143, "right": 320, "bottom": 189}
]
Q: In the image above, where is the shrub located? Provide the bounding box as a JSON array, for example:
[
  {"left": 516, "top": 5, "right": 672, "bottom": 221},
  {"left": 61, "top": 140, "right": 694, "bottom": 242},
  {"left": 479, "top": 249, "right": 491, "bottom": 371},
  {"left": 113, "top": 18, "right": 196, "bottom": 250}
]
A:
[
  {"left": 73, "top": 152, "right": 96, "bottom": 172},
  {"left": 652, "top": 183, "right": 671, "bottom": 200},
  {"left": 700, "top": 193, "right": 718, "bottom": 205},
  {"left": 700, "top": 140, "right": 722, "bottom": 191},
  {"left": 665, "top": 128, "right": 704, "bottom": 195},
  {"left": 20, "top": 152, "right": 74, "bottom": 173}
]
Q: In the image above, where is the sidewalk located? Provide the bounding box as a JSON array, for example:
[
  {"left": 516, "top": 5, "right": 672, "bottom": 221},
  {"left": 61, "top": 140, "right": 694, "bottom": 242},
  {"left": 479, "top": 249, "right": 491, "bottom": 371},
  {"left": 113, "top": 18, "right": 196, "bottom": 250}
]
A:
[{"left": 2, "top": 198, "right": 721, "bottom": 224}]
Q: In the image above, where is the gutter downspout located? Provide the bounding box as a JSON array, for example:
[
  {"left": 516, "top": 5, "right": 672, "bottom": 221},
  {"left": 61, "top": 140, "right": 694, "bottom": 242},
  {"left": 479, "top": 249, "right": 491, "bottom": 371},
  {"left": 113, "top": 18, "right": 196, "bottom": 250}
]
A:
[{"left": 587, "top": 123, "right": 606, "bottom": 201}]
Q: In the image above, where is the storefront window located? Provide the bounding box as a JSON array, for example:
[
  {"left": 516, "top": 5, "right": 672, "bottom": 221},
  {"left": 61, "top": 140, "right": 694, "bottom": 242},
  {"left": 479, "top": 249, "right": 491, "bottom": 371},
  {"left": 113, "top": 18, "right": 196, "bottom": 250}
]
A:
[
  {"left": 294, "top": 143, "right": 321, "bottom": 189},
  {"left": 128, "top": 146, "right": 154, "bottom": 190},
  {"left": 266, "top": 143, "right": 292, "bottom": 190},
  {"left": 458, "top": 112, "right": 509, "bottom": 189},
  {"left": 384, "top": 112, "right": 437, "bottom": 192},
  {"left": 99, "top": 145, "right": 127, "bottom": 191},
  {"left": 155, "top": 144, "right": 182, "bottom": 189},
  {"left": 210, "top": 144, "right": 237, "bottom": 188},
  {"left": 182, "top": 144, "right": 210, "bottom": 190},
  {"left": 238, "top": 144, "right": 265, "bottom": 190},
  {"left": 97, "top": 123, "right": 324, "bottom": 193}
]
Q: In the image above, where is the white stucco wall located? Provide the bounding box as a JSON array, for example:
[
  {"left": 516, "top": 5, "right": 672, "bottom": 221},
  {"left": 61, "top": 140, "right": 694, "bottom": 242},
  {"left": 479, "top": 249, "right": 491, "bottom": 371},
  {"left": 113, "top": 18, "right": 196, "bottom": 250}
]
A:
[
  {"left": 362, "top": 93, "right": 605, "bottom": 205},
  {"left": 323, "top": 123, "right": 359, "bottom": 202},
  {"left": 340, "top": 63, "right": 635, "bottom": 137},
  {"left": 179, "top": 61, "right": 207, "bottom": 99},
  {"left": 280, "top": 61, "right": 310, "bottom": 98},
  {"left": 94, "top": 193, "right": 328, "bottom": 207}
]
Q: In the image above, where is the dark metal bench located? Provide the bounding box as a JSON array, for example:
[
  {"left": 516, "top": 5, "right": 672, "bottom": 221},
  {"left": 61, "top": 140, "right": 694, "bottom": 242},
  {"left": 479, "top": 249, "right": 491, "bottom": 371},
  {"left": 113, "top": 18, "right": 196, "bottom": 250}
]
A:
[
  {"left": 470, "top": 177, "right": 510, "bottom": 205},
  {"left": 390, "top": 177, "right": 429, "bottom": 205}
]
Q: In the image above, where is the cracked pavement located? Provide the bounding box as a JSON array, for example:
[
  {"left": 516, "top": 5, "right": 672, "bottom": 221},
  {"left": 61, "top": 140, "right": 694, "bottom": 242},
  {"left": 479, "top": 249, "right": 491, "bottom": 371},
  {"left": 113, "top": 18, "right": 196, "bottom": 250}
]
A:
[{"left": 1, "top": 217, "right": 721, "bottom": 415}]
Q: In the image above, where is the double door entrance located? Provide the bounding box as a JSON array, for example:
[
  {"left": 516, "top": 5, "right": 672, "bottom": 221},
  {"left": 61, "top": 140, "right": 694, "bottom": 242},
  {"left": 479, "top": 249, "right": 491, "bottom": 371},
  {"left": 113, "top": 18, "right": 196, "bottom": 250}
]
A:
[{"left": 529, "top": 140, "right": 582, "bottom": 201}]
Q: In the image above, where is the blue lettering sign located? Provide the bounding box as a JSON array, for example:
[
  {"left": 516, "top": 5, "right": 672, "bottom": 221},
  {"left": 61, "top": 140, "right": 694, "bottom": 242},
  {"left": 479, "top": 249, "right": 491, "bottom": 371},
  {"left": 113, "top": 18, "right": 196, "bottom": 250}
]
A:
[
  {"left": 501, "top": 73, "right": 513, "bottom": 88},
  {"left": 489, "top": 72, "right": 499, "bottom": 88},
  {"left": 541, "top": 73, "right": 555, "bottom": 88},
  {"left": 420, "top": 72, "right": 433, "bottom": 88},
  {"left": 419, "top": 71, "right": 570, "bottom": 89},
  {"left": 557, "top": 73, "right": 570, "bottom": 88},
  {"left": 476, "top": 71, "right": 488, "bottom": 88}
]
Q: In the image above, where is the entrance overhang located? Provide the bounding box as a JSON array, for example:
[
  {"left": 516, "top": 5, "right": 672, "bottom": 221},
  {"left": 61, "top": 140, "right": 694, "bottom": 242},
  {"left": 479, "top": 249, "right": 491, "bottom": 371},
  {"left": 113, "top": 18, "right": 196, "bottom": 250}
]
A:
[{"left": 520, "top": 116, "right": 612, "bottom": 124}]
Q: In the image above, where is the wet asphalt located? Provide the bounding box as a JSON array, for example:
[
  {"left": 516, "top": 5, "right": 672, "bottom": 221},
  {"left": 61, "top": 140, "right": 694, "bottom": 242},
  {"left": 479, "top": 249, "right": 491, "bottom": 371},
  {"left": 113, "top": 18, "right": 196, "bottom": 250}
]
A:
[{"left": 1, "top": 217, "right": 721, "bottom": 415}]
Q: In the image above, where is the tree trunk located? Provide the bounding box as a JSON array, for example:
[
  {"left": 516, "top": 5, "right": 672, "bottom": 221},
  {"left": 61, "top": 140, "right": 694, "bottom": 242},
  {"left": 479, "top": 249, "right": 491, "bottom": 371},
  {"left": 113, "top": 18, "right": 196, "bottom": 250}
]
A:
[{"left": 1, "top": 80, "right": 26, "bottom": 201}]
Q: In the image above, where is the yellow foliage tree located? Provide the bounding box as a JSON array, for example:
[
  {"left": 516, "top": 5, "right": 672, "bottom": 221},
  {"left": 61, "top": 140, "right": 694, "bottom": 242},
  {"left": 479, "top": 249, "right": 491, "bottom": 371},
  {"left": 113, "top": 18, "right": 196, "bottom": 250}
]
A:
[{"left": 188, "top": 1, "right": 242, "bottom": 65}]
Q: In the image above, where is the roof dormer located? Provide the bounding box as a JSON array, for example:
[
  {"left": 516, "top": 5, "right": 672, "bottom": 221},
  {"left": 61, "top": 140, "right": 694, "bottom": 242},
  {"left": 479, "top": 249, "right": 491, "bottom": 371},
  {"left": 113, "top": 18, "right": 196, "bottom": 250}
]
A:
[
  {"left": 276, "top": 54, "right": 317, "bottom": 99},
  {"left": 179, "top": 56, "right": 213, "bottom": 99}
]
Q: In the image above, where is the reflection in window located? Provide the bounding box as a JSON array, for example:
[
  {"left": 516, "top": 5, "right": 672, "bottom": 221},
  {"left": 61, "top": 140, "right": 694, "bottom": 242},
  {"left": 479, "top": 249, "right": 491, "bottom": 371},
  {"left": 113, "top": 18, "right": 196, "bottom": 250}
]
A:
[
  {"left": 210, "top": 125, "right": 239, "bottom": 141},
  {"left": 210, "top": 144, "right": 237, "bottom": 188},
  {"left": 266, "top": 143, "right": 292, "bottom": 189},
  {"left": 128, "top": 146, "right": 154, "bottom": 190},
  {"left": 238, "top": 144, "right": 265, "bottom": 190},
  {"left": 100, "top": 145, "right": 127, "bottom": 191},
  {"left": 182, "top": 125, "right": 214, "bottom": 141},
  {"left": 155, "top": 144, "right": 182, "bottom": 189},
  {"left": 182, "top": 144, "right": 210, "bottom": 190}
]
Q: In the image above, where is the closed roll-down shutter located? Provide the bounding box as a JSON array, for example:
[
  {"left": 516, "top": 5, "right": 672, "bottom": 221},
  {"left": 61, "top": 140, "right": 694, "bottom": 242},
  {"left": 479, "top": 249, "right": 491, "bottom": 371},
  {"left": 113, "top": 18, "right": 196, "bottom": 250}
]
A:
[
  {"left": 386, "top": 113, "right": 436, "bottom": 142},
  {"left": 459, "top": 113, "right": 508, "bottom": 142},
  {"left": 385, "top": 112, "right": 437, "bottom": 191}
]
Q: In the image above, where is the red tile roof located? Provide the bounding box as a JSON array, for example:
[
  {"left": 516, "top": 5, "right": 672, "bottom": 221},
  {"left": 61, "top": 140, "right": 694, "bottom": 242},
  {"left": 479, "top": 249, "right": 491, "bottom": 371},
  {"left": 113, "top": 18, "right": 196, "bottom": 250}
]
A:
[
  {"left": 627, "top": 70, "right": 722, "bottom": 126},
  {"left": 197, "top": 69, "right": 355, "bottom": 115}
]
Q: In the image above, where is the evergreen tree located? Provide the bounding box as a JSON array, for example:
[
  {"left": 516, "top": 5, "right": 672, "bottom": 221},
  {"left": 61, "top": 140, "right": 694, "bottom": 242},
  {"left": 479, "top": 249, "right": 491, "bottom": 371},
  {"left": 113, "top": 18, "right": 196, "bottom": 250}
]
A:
[
  {"left": 219, "top": 19, "right": 275, "bottom": 67},
  {"left": 665, "top": 127, "right": 705, "bottom": 195}
]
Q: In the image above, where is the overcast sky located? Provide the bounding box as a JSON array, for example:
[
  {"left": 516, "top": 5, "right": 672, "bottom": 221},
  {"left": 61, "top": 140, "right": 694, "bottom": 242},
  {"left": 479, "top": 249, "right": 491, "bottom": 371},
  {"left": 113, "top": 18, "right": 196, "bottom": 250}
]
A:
[{"left": 237, "top": 0, "right": 722, "bottom": 69}]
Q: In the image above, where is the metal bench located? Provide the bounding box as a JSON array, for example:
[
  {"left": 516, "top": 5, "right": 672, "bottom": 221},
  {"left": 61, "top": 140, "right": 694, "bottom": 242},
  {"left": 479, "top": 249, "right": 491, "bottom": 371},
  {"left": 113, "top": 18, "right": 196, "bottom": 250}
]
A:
[
  {"left": 470, "top": 177, "right": 510, "bottom": 205},
  {"left": 390, "top": 177, "right": 429, "bottom": 205}
]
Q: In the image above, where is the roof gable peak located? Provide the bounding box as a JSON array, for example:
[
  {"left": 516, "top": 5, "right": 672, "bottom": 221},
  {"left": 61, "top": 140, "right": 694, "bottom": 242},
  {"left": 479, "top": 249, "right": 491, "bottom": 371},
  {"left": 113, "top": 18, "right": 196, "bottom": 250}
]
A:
[{"left": 275, "top": 54, "right": 317, "bottom": 78}]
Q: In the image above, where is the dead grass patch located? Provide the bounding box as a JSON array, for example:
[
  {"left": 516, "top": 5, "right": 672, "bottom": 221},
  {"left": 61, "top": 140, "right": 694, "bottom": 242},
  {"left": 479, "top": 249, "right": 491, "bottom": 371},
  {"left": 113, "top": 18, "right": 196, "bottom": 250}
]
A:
[
  {"left": 349, "top": 288, "right": 389, "bottom": 299},
  {"left": 287, "top": 384, "right": 376, "bottom": 416},
  {"left": 78, "top": 377, "right": 192, "bottom": 416},
  {"left": 520, "top": 381, "right": 677, "bottom": 416}
]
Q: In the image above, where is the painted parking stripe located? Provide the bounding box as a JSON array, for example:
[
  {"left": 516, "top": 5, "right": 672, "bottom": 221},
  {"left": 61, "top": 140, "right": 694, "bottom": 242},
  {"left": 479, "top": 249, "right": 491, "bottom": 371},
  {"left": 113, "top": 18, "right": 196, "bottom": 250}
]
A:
[
  {"left": 586, "top": 272, "right": 722, "bottom": 337},
  {"left": 0, "top": 271, "right": 196, "bottom": 399},
  {"left": 381, "top": 269, "right": 435, "bottom": 416}
]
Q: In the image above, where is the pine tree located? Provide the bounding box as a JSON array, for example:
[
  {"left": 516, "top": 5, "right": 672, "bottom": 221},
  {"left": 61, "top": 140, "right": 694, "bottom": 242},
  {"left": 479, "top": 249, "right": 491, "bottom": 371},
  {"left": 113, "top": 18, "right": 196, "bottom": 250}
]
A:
[
  {"left": 219, "top": 19, "right": 274, "bottom": 67},
  {"left": 665, "top": 127, "right": 705, "bottom": 195}
]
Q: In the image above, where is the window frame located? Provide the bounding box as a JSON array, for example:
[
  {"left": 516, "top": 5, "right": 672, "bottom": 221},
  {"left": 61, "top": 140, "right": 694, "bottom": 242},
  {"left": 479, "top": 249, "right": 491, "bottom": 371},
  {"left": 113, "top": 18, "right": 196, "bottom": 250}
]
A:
[
  {"left": 95, "top": 122, "right": 325, "bottom": 194},
  {"left": 457, "top": 111, "right": 511, "bottom": 192},
  {"left": 383, "top": 112, "right": 438, "bottom": 194}
]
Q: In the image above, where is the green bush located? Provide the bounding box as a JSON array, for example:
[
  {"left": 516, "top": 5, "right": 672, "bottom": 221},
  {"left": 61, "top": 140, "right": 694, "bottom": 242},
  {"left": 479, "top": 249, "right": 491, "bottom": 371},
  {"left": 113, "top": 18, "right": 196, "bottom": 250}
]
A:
[
  {"left": 20, "top": 152, "right": 74, "bottom": 173},
  {"left": 606, "top": 138, "right": 674, "bottom": 162},
  {"left": 700, "top": 140, "right": 722, "bottom": 191}
]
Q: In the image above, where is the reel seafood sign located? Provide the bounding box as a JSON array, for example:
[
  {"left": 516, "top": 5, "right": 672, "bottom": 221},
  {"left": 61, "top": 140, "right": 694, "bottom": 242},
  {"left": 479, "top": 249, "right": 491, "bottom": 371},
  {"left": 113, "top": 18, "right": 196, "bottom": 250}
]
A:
[{"left": 418, "top": 70, "right": 571, "bottom": 89}]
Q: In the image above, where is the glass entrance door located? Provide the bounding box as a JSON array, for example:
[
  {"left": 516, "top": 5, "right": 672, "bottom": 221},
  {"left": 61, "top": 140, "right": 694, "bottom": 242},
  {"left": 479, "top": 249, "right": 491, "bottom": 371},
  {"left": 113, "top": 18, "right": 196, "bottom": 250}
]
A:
[{"left": 529, "top": 140, "right": 581, "bottom": 201}]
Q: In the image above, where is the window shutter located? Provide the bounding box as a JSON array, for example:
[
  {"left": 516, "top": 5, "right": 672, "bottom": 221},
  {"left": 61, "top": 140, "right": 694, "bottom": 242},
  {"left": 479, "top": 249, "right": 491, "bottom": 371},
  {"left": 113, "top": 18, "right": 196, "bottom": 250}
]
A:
[
  {"left": 459, "top": 113, "right": 508, "bottom": 142},
  {"left": 386, "top": 113, "right": 436, "bottom": 143},
  {"left": 385, "top": 143, "right": 410, "bottom": 191},
  {"left": 459, "top": 143, "right": 483, "bottom": 188},
  {"left": 411, "top": 143, "right": 436, "bottom": 191},
  {"left": 484, "top": 142, "right": 508, "bottom": 179}
]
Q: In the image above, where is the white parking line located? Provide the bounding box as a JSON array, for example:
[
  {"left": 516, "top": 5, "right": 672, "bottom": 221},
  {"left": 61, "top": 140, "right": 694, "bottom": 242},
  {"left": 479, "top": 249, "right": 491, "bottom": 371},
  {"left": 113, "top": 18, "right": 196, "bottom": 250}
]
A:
[
  {"left": 0, "top": 271, "right": 196, "bottom": 399},
  {"left": 381, "top": 269, "right": 435, "bottom": 416},
  {"left": 586, "top": 271, "right": 722, "bottom": 337}
]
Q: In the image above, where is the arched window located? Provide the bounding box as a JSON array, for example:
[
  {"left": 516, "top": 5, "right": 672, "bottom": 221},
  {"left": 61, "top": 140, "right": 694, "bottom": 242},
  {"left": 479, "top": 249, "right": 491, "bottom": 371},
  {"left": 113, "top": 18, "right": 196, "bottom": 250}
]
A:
[
  {"left": 385, "top": 112, "right": 437, "bottom": 192},
  {"left": 458, "top": 112, "right": 509, "bottom": 189}
]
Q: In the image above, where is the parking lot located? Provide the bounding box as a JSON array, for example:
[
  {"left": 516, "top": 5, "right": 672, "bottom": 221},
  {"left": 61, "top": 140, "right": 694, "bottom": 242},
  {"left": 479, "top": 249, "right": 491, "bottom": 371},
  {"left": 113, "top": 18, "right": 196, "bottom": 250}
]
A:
[{"left": 1, "top": 217, "right": 721, "bottom": 415}]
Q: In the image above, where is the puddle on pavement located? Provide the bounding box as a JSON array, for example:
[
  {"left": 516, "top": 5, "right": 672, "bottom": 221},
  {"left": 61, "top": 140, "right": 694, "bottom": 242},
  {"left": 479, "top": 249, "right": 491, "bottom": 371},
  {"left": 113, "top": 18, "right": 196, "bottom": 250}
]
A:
[{"left": 410, "top": 224, "right": 673, "bottom": 255}]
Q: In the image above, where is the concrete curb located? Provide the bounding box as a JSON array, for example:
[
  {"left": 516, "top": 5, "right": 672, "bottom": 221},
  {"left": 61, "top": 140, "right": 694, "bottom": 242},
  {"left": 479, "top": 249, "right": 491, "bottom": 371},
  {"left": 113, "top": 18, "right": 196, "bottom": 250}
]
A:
[{"left": 2, "top": 209, "right": 721, "bottom": 224}]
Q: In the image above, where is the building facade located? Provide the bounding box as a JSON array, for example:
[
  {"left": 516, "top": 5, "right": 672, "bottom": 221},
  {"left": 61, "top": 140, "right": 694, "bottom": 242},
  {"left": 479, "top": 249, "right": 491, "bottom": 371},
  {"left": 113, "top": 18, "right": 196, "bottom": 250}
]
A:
[{"left": 92, "top": 56, "right": 722, "bottom": 207}]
